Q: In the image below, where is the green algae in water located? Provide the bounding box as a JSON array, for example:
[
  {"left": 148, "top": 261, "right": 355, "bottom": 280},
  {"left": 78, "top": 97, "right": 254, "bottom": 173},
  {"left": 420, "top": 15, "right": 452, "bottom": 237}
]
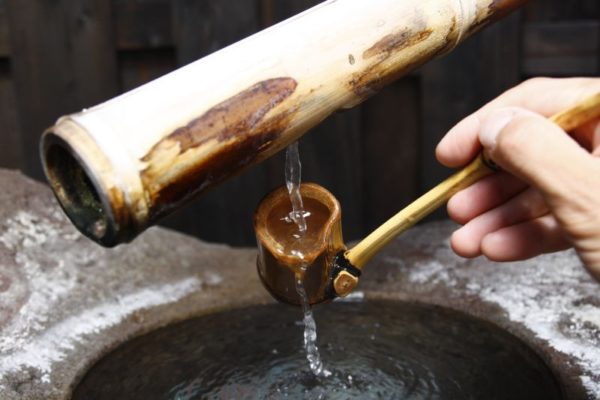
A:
[{"left": 73, "top": 300, "right": 563, "bottom": 400}]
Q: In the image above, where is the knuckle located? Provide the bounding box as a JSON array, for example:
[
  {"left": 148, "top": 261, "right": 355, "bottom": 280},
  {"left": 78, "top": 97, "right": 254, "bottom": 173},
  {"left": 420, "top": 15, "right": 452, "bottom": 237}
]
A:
[
  {"left": 520, "top": 76, "right": 553, "bottom": 89},
  {"left": 495, "top": 117, "right": 532, "bottom": 154},
  {"left": 501, "top": 77, "right": 554, "bottom": 101}
]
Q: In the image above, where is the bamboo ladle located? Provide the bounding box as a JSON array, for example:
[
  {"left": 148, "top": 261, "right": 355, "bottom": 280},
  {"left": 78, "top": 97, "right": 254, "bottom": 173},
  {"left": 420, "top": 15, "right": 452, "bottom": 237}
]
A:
[{"left": 254, "top": 92, "right": 600, "bottom": 306}]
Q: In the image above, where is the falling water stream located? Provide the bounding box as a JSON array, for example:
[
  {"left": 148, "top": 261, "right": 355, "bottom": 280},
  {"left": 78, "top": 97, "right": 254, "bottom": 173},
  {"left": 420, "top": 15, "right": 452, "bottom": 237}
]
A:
[
  {"left": 284, "top": 141, "right": 307, "bottom": 236},
  {"left": 284, "top": 141, "right": 330, "bottom": 378}
]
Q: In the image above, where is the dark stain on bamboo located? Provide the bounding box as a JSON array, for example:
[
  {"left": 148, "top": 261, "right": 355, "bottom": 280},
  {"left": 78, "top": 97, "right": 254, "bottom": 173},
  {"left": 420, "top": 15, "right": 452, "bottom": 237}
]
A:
[
  {"left": 362, "top": 29, "right": 433, "bottom": 60},
  {"left": 467, "top": 0, "right": 526, "bottom": 36},
  {"left": 348, "top": 28, "right": 432, "bottom": 98},
  {"left": 141, "top": 77, "right": 298, "bottom": 218},
  {"left": 147, "top": 77, "right": 297, "bottom": 155}
]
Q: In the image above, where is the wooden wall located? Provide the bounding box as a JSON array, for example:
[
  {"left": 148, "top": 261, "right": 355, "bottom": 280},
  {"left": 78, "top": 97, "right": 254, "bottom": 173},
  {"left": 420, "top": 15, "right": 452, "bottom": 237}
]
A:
[{"left": 0, "top": 0, "right": 598, "bottom": 246}]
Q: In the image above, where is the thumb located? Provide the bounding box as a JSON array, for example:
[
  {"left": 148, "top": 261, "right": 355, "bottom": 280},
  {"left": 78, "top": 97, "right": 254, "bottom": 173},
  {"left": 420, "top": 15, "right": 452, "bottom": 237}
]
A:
[{"left": 479, "top": 107, "right": 596, "bottom": 202}]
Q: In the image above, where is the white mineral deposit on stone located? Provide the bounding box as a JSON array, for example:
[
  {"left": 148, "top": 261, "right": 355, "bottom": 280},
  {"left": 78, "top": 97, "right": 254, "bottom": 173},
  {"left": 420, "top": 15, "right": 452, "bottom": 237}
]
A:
[
  {"left": 478, "top": 257, "right": 600, "bottom": 397},
  {"left": 465, "top": 281, "right": 481, "bottom": 293},
  {"left": 205, "top": 272, "right": 224, "bottom": 285},
  {"left": 0, "top": 278, "right": 201, "bottom": 385},
  {"left": 384, "top": 254, "right": 460, "bottom": 289},
  {"left": 0, "top": 210, "right": 59, "bottom": 249},
  {"left": 408, "top": 259, "right": 457, "bottom": 287},
  {"left": 0, "top": 208, "right": 213, "bottom": 390},
  {"left": 0, "top": 211, "right": 80, "bottom": 352},
  {"left": 334, "top": 291, "right": 364, "bottom": 302},
  {"left": 400, "top": 234, "right": 600, "bottom": 398}
]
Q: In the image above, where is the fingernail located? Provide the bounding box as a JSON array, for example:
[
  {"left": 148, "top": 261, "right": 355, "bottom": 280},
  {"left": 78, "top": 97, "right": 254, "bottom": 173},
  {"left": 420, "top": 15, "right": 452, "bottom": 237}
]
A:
[
  {"left": 437, "top": 114, "right": 481, "bottom": 165},
  {"left": 479, "top": 108, "right": 519, "bottom": 150}
]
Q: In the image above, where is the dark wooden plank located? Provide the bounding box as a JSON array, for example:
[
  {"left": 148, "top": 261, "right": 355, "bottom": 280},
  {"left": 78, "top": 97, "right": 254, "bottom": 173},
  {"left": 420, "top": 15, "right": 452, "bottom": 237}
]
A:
[
  {"left": 476, "top": 13, "right": 522, "bottom": 101},
  {"left": 1, "top": 1, "right": 174, "bottom": 57},
  {"left": 113, "top": 0, "right": 173, "bottom": 50},
  {"left": 523, "top": 0, "right": 600, "bottom": 22},
  {"left": 263, "top": 0, "right": 322, "bottom": 25},
  {"left": 6, "top": 0, "right": 119, "bottom": 179},
  {"left": 419, "top": 12, "right": 521, "bottom": 219},
  {"left": 118, "top": 48, "right": 176, "bottom": 92},
  {"left": 523, "top": 21, "right": 600, "bottom": 76},
  {"left": 172, "top": 0, "right": 261, "bottom": 65},
  {"left": 362, "top": 78, "right": 420, "bottom": 232},
  {"left": 0, "top": 0, "right": 9, "bottom": 57},
  {"left": 419, "top": 44, "right": 482, "bottom": 196},
  {"left": 258, "top": 0, "right": 274, "bottom": 28},
  {"left": 0, "top": 60, "right": 22, "bottom": 169},
  {"left": 64, "top": 1, "right": 120, "bottom": 107},
  {"left": 161, "top": 0, "right": 266, "bottom": 245}
]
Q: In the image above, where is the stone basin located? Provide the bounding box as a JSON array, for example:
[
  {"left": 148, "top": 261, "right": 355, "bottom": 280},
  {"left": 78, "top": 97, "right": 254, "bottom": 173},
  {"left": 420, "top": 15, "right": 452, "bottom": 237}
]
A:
[
  {"left": 0, "top": 169, "right": 599, "bottom": 399},
  {"left": 73, "top": 300, "right": 563, "bottom": 399}
]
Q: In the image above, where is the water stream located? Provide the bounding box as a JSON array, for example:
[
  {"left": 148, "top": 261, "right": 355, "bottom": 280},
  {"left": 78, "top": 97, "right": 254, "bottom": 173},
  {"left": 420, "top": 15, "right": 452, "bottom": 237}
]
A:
[
  {"left": 295, "top": 270, "right": 330, "bottom": 378},
  {"left": 285, "top": 142, "right": 330, "bottom": 378},
  {"left": 284, "top": 141, "right": 307, "bottom": 236}
]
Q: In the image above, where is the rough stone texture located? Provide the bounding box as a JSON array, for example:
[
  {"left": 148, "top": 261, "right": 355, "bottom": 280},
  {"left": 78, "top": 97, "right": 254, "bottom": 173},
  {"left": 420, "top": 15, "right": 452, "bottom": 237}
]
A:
[
  {"left": 361, "top": 231, "right": 600, "bottom": 399},
  {"left": 0, "top": 169, "right": 598, "bottom": 399},
  {"left": 0, "top": 170, "right": 272, "bottom": 400}
]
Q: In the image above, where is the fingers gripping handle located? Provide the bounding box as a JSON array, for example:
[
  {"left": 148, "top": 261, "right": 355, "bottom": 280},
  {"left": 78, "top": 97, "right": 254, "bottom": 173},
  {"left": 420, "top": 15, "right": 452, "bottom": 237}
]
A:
[{"left": 345, "top": 91, "right": 600, "bottom": 271}]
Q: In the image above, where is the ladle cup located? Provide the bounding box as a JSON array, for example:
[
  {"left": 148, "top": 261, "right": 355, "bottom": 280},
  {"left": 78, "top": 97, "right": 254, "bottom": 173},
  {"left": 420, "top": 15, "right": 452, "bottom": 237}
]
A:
[
  {"left": 254, "top": 92, "right": 600, "bottom": 306},
  {"left": 254, "top": 183, "right": 345, "bottom": 305}
]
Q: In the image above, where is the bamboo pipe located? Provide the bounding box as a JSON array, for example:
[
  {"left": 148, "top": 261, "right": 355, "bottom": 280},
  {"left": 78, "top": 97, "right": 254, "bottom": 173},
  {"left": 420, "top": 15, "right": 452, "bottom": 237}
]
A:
[{"left": 40, "top": 0, "right": 527, "bottom": 247}]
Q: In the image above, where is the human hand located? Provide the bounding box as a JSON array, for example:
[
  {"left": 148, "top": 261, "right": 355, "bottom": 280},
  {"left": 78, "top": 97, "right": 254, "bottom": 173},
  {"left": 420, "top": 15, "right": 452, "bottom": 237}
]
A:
[{"left": 435, "top": 77, "right": 600, "bottom": 280}]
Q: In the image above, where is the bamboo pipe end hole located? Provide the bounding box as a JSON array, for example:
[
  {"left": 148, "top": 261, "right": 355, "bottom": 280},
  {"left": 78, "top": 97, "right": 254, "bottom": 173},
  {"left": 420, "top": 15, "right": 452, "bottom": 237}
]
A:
[{"left": 41, "top": 134, "right": 112, "bottom": 245}]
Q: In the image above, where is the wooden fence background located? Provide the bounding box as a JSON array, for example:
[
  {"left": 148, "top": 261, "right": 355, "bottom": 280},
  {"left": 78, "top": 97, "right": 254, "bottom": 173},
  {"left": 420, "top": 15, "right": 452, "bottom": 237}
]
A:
[{"left": 0, "top": 0, "right": 598, "bottom": 246}]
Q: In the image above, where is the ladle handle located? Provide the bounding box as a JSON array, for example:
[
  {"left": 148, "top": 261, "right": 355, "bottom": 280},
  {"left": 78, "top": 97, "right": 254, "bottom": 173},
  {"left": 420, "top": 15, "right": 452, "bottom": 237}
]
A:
[
  {"left": 346, "top": 153, "right": 494, "bottom": 269},
  {"left": 346, "top": 91, "right": 600, "bottom": 270}
]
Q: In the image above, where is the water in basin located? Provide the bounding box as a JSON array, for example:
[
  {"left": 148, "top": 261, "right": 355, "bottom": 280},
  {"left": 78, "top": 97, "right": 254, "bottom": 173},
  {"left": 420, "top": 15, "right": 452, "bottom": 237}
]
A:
[{"left": 73, "top": 300, "right": 562, "bottom": 399}]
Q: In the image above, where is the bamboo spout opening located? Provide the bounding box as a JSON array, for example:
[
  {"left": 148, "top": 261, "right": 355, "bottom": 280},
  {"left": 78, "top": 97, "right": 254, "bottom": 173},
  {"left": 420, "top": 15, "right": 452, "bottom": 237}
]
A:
[{"left": 41, "top": 133, "right": 113, "bottom": 245}]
